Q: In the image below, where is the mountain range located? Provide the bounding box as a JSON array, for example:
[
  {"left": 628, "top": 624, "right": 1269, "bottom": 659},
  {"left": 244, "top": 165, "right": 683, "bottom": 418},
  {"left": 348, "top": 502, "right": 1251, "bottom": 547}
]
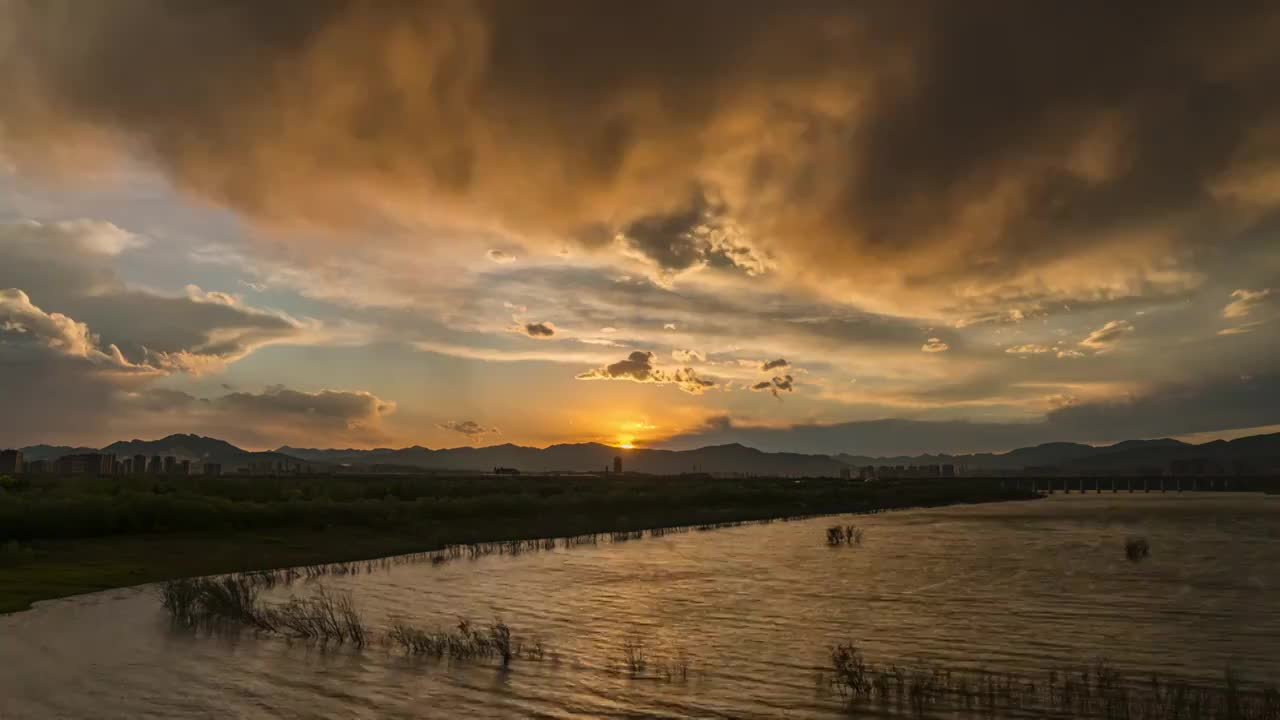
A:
[
  {"left": 13, "top": 431, "right": 1280, "bottom": 476},
  {"left": 19, "top": 434, "right": 300, "bottom": 469}
]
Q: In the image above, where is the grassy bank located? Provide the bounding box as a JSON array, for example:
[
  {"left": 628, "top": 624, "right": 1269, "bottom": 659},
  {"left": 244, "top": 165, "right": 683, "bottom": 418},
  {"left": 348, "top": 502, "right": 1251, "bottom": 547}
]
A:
[{"left": 0, "top": 474, "right": 1034, "bottom": 614}]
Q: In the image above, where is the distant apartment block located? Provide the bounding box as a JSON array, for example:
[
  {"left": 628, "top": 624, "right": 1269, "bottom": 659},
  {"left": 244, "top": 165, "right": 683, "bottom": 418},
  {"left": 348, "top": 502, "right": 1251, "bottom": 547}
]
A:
[
  {"left": 55, "top": 453, "right": 116, "bottom": 476},
  {"left": 0, "top": 449, "right": 22, "bottom": 474}
]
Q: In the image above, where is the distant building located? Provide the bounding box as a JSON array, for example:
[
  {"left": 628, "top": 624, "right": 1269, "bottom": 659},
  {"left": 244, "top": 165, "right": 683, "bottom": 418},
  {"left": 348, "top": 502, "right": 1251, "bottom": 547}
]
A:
[
  {"left": 859, "top": 466, "right": 876, "bottom": 481},
  {"left": 148, "top": 456, "right": 162, "bottom": 475},
  {"left": 56, "top": 453, "right": 115, "bottom": 476},
  {"left": 178, "top": 459, "right": 191, "bottom": 476},
  {"left": 202, "top": 463, "right": 222, "bottom": 477},
  {"left": 613, "top": 455, "right": 623, "bottom": 474},
  {"left": 133, "top": 455, "right": 147, "bottom": 476},
  {"left": 941, "top": 464, "right": 956, "bottom": 478},
  {"left": 163, "top": 456, "right": 176, "bottom": 475},
  {"left": 24, "top": 459, "right": 50, "bottom": 474},
  {"left": 0, "top": 449, "right": 22, "bottom": 475},
  {"left": 839, "top": 466, "right": 852, "bottom": 481},
  {"left": 493, "top": 466, "right": 520, "bottom": 475}
]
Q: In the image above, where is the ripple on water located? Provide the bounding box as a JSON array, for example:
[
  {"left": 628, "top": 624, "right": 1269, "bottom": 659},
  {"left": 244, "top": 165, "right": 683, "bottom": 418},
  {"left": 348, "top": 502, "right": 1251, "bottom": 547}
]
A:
[{"left": 2, "top": 494, "right": 1279, "bottom": 719}]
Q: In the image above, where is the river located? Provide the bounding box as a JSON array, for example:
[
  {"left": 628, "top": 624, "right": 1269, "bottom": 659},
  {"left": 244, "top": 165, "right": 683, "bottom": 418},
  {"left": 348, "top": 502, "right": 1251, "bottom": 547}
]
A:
[{"left": 3, "top": 493, "right": 1279, "bottom": 718}]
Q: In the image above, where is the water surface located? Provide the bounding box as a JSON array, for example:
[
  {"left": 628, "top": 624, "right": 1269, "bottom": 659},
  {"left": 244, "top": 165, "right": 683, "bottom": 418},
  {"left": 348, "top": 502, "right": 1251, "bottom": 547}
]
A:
[{"left": 3, "top": 494, "right": 1279, "bottom": 718}]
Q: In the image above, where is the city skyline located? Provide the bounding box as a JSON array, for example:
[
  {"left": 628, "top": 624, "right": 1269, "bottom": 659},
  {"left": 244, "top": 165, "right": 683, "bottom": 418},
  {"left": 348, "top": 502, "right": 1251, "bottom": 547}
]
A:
[{"left": 2, "top": 3, "right": 1279, "bottom": 454}]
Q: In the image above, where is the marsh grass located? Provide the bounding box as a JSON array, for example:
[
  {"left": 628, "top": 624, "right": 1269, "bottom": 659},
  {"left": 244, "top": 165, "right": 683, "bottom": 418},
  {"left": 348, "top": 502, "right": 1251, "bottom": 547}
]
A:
[
  {"left": 825, "top": 641, "right": 1280, "bottom": 719},
  {"left": 260, "top": 587, "right": 368, "bottom": 644},
  {"left": 158, "top": 576, "right": 366, "bottom": 643},
  {"left": 385, "top": 619, "right": 541, "bottom": 668},
  {"left": 610, "top": 634, "right": 695, "bottom": 683},
  {"left": 622, "top": 634, "right": 648, "bottom": 674},
  {"left": 223, "top": 517, "right": 793, "bottom": 591}
]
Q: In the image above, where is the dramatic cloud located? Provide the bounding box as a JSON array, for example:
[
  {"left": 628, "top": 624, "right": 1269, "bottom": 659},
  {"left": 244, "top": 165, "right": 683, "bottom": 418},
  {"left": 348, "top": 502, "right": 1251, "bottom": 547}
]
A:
[
  {"left": 438, "top": 420, "right": 499, "bottom": 442},
  {"left": 1, "top": 288, "right": 141, "bottom": 370},
  {"left": 617, "top": 193, "right": 770, "bottom": 279},
  {"left": 520, "top": 321, "right": 556, "bottom": 338},
  {"left": 218, "top": 386, "right": 393, "bottom": 427},
  {"left": 1046, "top": 374, "right": 1280, "bottom": 441},
  {"left": 0, "top": 220, "right": 310, "bottom": 371},
  {"left": 6, "top": 3, "right": 1280, "bottom": 318},
  {"left": 3, "top": 3, "right": 1280, "bottom": 451},
  {"left": 761, "top": 358, "right": 789, "bottom": 372},
  {"left": 1079, "top": 320, "right": 1134, "bottom": 352},
  {"left": 0, "top": 288, "right": 393, "bottom": 446},
  {"left": 1223, "top": 288, "right": 1273, "bottom": 319},
  {"left": 115, "top": 385, "right": 398, "bottom": 448},
  {"left": 664, "top": 374, "right": 1280, "bottom": 454},
  {"left": 577, "top": 350, "right": 717, "bottom": 394}
]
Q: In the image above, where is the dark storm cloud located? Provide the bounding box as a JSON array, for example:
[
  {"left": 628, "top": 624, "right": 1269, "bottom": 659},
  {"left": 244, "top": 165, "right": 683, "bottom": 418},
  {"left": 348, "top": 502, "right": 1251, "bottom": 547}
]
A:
[
  {"left": 761, "top": 358, "right": 789, "bottom": 372},
  {"left": 5, "top": 2, "right": 1280, "bottom": 310},
  {"left": 752, "top": 374, "right": 795, "bottom": 398},
  {"left": 217, "top": 386, "right": 395, "bottom": 428},
  {"left": 521, "top": 321, "right": 556, "bottom": 338},
  {"left": 619, "top": 191, "right": 768, "bottom": 276},
  {"left": 665, "top": 374, "right": 1280, "bottom": 455},
  {"left": 1045, "top": 374, "right": 1280, "bottom": 440}
]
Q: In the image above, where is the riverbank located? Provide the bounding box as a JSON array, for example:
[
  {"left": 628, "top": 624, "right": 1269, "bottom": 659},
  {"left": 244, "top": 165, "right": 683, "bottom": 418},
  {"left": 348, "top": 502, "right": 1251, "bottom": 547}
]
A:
[{"left": 0, "top": 474, "right": 1035, "bottom": 614}]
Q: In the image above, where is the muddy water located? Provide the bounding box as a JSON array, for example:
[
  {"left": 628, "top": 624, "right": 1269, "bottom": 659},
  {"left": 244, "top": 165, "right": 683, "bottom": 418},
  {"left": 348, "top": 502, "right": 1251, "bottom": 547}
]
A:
[{"left": 3, "top": 493, "right": 1279, "bottom": 719}]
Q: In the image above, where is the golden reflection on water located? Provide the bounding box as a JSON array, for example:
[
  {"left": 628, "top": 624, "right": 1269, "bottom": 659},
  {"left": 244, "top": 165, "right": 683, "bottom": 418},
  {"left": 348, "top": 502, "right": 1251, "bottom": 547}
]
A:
[{"left": 3, "top": 494, "right": 1279, "bottom": 719}]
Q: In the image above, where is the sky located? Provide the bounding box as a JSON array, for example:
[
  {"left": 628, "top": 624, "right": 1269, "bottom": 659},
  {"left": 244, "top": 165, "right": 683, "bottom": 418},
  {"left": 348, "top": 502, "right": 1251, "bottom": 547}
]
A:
[{"left": 1, "top": 2, "right": 1279, "bottom": 455}]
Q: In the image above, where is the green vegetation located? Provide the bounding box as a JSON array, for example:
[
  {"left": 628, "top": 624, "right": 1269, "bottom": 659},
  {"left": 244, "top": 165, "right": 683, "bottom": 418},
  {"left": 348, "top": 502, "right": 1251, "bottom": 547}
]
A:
[
  {"left": 826, "top": 641, "right": 1280, "bottom": 719},
  {"left": 0, "top": 473, "right": 1034, "bottom": 613}
]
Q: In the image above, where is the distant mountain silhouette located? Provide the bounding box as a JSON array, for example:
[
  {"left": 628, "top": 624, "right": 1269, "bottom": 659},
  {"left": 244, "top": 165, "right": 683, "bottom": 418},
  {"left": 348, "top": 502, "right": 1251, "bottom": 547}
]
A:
[
  {"left": 93, "top": 434, "right": 302, "bottom": 467},
  {"left": 12, "top": 431, "right": 1280, "bottom": 476},
  {"left": 15, "top": 444, "right": 99, "bottom": 462},
  {"left": 836, "top": 434, "right": 1280, "bottom": 474},
  {"left": 279, "top": 441, "right": 847, "bottom": 475}
]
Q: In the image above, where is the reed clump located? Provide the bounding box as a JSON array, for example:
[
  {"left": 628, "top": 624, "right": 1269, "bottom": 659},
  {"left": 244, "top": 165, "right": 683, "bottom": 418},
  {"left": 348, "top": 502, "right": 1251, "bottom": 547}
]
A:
[
  {"left": 826, "top": 524, "right": 864, "bottom": 546},
  {"left": 158, "top": 576, "right": 367, "bottom": 644},
  {"left": 1125, "top": 536, "right": 1151, "bottom": 562}
]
